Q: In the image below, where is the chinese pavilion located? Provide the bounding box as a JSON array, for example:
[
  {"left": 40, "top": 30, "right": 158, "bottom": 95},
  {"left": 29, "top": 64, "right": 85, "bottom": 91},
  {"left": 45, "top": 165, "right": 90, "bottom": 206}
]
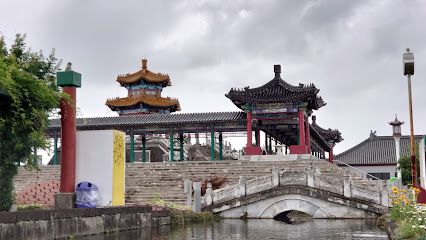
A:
[
  {"left": 226, "top": 65, "right": 342, "bottom": 159},
  {"left": 106, "top": 59, "right": 180, "bottom": 115}
]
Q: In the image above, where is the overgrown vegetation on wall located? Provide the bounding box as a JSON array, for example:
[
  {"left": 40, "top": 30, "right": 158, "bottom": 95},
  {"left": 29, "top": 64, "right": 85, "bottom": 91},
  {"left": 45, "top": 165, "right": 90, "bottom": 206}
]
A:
[
  {"left": 149, "top": 194, "right": 215, "bottom": 225},
  {"left": 0, "top": 34, "right": 61, "bottom": 211}
]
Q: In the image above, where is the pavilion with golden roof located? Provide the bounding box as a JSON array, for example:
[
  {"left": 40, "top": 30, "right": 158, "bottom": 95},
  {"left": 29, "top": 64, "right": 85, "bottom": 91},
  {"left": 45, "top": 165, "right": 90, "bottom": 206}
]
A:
[{"left": 106, "top": 59, "right": 180, "bottom": 115}]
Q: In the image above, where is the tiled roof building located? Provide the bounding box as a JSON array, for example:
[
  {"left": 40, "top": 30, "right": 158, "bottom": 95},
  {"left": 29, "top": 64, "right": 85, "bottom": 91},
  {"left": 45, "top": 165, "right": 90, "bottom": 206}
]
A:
[
  {"left": 335, "top": 133, "right": 424, "bottom": 166},
  {"left": 106, "top": 59, "right": 180, "bottom": 115}
]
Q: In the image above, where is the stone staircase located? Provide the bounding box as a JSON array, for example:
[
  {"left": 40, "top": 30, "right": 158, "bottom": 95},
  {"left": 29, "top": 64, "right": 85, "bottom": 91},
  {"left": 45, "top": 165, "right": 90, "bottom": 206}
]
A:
[
  {"left": 13, "top": 158, "right": 384, "bottom": 207},
  {"left": 124, "top": 159, "right": 383, "bottom": 206}
]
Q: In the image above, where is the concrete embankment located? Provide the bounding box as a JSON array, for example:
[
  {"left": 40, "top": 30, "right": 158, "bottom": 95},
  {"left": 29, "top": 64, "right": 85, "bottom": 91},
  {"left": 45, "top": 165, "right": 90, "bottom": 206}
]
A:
[{"left": 0, "top": 206, "right": 170, "bottom": 239}]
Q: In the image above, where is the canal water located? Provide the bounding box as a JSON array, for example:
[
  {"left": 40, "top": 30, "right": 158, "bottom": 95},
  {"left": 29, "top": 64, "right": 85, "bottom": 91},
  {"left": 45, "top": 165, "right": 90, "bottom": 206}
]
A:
[{"left": 77, "top": 219, "right": 389, "bottom": 240}]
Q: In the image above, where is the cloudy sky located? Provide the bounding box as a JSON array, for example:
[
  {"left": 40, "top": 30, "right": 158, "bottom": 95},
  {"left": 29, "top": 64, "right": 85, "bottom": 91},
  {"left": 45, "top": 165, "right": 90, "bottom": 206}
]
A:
[{"left": 1, "top": 0, "right": 425, "bottom": 154}]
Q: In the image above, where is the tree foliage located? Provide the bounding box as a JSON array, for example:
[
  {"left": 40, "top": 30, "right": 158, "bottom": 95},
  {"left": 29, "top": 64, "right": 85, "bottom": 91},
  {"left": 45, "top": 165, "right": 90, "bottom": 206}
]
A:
[
  {"left": 398, "top": 144, "right": 420, "bottom": 186},
  {"left": 0, "top": 34, "right": 61, "bottom": 211}
]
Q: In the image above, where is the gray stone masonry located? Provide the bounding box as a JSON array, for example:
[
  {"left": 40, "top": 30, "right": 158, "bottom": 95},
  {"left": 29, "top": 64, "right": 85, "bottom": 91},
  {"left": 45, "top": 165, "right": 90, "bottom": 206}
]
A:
[
  {"left": 14, "top": 158, "right": 389, "bottom": 208},
  {"left": 0, "top": 206, "right": 170, "bottom": 240}
]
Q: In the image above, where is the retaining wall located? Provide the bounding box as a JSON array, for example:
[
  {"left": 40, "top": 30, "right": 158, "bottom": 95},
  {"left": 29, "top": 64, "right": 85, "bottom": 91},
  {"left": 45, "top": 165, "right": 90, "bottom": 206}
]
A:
[{"left": 0, "top": 206, "right": 170, "bottom": 240}]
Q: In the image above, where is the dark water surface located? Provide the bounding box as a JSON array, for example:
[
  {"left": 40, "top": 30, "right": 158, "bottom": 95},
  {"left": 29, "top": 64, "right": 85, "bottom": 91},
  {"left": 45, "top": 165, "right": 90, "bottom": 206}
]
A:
[{"left": 77, "top": 219, "right": 389, "bottom": 240}]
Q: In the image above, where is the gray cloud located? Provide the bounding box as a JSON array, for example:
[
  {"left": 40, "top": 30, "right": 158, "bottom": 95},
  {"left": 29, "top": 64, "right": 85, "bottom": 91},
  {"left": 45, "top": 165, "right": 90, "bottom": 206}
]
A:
[{"left": 1, "top": 0, "right": 425, "bottom": 154}]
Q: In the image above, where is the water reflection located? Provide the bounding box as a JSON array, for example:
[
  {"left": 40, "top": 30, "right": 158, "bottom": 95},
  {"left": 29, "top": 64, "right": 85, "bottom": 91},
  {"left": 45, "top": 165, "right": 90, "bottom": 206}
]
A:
[{"left": 77, "top": 219, "right": 389, "bottom": 240}]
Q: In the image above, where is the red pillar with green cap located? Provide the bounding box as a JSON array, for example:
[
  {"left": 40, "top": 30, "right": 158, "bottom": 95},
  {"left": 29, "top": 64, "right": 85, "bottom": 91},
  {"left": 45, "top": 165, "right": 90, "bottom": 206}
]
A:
[{"left": 57, "top": 63, "right": 81, "bottom": 194}]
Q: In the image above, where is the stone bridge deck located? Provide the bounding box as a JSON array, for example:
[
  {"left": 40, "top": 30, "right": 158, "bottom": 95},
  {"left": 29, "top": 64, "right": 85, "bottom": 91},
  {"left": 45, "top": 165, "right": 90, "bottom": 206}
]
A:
[{"left": 201, "top": 164, "right": 389, "bottom": 219}]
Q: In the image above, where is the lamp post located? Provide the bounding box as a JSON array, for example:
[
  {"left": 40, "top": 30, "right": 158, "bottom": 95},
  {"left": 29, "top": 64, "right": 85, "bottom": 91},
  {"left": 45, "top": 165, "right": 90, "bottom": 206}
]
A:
[
  {"left": 403, "top": 48, "right": 417, "bottom": 187},
  {"left": 389, "top": 115, "right": 404, "bottom": 179}
]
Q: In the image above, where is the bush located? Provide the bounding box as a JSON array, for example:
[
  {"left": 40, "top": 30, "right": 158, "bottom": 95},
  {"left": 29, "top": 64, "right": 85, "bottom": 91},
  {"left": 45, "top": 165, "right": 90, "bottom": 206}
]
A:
[{"left": 169, "top": 208, "right": 215, "bottom": 225}]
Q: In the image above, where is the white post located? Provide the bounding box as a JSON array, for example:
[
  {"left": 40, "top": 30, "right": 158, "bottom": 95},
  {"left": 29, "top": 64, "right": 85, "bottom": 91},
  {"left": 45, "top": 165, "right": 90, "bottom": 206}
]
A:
[
  {"left": 184, "top": 179, "right": 192, "bottom": 208},
  {"left": 343, "top": 171, "right": 352, "bottom": 198},
  {"left": 419, "top": 137, "right": 426, "bottom": 188},
  {"left": 394, "top": 136, "right": 402, "bottom": 179},
  {"left": 307, "top": 167, "right": 314, "bottom": 188},
  {"left": 193, "top": 182, "right": 201, "bottom": 212},
  {"left": 381, "top": 181, "right": 389, "bottom": 207},
  {"left": 272, "top": 167, "right": 279, "bottom": 187},
  {"left": 205, "top": 183, "right": 213, "bottom": 206},
  {"left": 237, "top": 176, "right": 246, "bottom": 197}
]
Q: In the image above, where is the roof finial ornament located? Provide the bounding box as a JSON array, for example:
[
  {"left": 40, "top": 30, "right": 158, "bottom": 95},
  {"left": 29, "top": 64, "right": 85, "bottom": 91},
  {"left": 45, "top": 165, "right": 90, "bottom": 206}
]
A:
[
  {"left": 65, "top": 62, "right": 72, "bottom": 71},
  {"left": 274, "top": 64, "right": 281, "bottom": 78},
  {"left": 369, "top": 130, "right": 377, "bottom": 139},
  {"left": 142, "top": 59, "right": 147, "bottom": 70}
]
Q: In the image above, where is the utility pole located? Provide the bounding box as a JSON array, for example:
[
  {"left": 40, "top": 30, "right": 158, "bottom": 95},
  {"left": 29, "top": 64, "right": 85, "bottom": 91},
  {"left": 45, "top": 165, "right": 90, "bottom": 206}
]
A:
[{"left": 403, "top": 48, "right": 417, "bottom": 187}]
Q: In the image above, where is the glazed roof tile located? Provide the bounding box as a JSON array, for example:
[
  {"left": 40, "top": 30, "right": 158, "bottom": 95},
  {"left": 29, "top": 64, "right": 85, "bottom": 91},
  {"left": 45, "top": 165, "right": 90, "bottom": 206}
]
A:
[
  {"left": 116, "top": 59, "right": 171, "bottom": 86},
  {"left": 335, "top": 134, "right": 425, "bottom": 165},
  {"left": 48, "top": 111, "right": 247, "bottom": 131},
  {"left": 311, "top": 115, "right": 343, "bottom": 144},
  {"left": 106, "top": 95, "right": 180, "bottom": 110},
  {"left": 226, "top": 66, "right": 325, "bottom": 111}
]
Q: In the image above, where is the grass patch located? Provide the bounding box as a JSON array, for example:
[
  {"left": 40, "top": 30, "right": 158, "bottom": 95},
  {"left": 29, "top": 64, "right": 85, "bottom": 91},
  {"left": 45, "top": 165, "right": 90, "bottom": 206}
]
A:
[{"left": 17, "top": 204, "right": 42, "bottom": 210}]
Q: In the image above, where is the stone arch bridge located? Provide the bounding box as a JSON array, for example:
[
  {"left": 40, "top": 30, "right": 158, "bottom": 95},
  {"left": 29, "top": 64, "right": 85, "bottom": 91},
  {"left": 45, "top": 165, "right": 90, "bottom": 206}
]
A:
[{"left": 202, "top": 162, "right": 389, "bottom": 219}]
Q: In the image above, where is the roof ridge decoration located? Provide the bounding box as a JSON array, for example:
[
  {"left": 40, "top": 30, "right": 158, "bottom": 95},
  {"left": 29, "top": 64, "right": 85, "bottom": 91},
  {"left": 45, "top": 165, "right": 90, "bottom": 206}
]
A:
[
  {"left": 389, "top": 114, "right": 404, "bottom": 126},
  {"left": 116, "top": 59, "right": 171, "bottom": 87},
  {"left": 225, "top": 64, "right": 326, "bottom": 111},
  {"left": 311, "top": 115, "right": 343, "bottom": 144}
]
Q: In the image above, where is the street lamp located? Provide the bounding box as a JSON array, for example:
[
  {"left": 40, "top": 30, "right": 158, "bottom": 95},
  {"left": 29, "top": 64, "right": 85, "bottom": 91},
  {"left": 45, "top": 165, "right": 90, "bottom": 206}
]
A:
[
  {"left": 389, "top": 115, "right": 404, "bottom": 179},
  {"left": 403, "top": 48, "right": 417, "bottom": 186}
]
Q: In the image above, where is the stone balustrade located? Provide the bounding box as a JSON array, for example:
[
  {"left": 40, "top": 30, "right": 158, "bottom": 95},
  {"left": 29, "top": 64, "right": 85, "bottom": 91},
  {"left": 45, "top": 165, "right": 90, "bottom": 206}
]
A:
[{"left": 202, "top": 166, "right": 390, "bottom": 207}]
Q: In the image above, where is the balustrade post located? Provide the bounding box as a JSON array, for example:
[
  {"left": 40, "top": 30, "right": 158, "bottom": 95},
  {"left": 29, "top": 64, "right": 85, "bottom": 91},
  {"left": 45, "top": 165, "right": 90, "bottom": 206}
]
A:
[
  {"left": 238, "top": 176, "right": 246, "bottom": 197},
  {"left": 205, "top": 182, "right": 213, "bottom": 206},
  {"left": 272, "top": 167, "right": 279, "bottom": 187},
  {"left": 343, "top": 171, "right": 352, "bottom": 198},
  {"left": 381, "top": 180, "right": 389, "bottom": 207},
  {"left": 193, "top": 182, "right": 201, "bottom": 212},
  {"left": 184, "top": 179, "right": 193, "bottom": 208},
  {"left": 307, "top": 167, "right": 314, "bottom": 188}
]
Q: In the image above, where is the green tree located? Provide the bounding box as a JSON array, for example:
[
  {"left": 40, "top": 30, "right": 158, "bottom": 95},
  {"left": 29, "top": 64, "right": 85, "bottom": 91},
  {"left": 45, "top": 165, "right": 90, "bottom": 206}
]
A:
[
  {"left": 398, "top": 144, "right": 420, "bottom": 186},
  {"left": 0, "top": 34, "right": 61, "bottom": 211}
]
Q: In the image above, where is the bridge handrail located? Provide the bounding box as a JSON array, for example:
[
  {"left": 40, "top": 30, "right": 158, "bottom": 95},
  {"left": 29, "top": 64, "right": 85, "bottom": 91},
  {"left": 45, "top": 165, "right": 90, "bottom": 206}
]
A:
[
  {"left": 202, "top": 165, "right": 389, "bottom": 207},
  {"left": 333, "top": 160, "right": 381, "bottom": 180}
]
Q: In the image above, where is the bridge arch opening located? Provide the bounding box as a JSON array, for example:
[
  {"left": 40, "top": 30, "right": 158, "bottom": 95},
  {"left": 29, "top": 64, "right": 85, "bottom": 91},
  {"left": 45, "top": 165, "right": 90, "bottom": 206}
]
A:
[{"left": 273, "top": 210, "right": 313, "bottom": 224}]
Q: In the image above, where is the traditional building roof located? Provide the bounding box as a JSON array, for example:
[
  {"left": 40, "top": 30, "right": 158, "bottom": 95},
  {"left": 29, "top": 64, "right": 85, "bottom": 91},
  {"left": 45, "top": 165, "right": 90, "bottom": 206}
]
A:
[
  {"left": 225, "top": 65, "right": 325, "bottom": 111},
  {"left": 335, "top": 133, "right": 425, "bottom": 166},
  {"left": 106, "top": 95, "right": 180, "bottom": 111},
  {"left": 47, "top": 111, "right": 247, "bottom": 134},
  {"left": 116, "top": 59, "right": 171, "bottom": 87},
  {"left": 311, "top": 115, "right": 343, "bottom": 145},
  {"left": 389, "top": 115, "right": 404, "bottom": 126}
]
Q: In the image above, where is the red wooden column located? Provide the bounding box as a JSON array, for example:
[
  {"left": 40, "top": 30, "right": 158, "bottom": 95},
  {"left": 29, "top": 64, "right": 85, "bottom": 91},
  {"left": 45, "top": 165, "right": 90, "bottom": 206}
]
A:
[
  {"left": 290, "top": 109, "right": 309, "bottom": 154},
  {"left": 298, "top": 110, "right": 305, "bottom": 146},
  {"left": 244, "top": 110, "right": 262, "bottom": 155},
  {"left": 246, "top": 111, "right": 253, "bottom": 148},
  {"left": 305, "top": 116, "right": 311, "bottom": 153},
  {"left": 329, "top": 147, "right": 334, "bottom": 163},
  {"left": 60, "top": 87, "right": 76, "bottom": 193}
]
